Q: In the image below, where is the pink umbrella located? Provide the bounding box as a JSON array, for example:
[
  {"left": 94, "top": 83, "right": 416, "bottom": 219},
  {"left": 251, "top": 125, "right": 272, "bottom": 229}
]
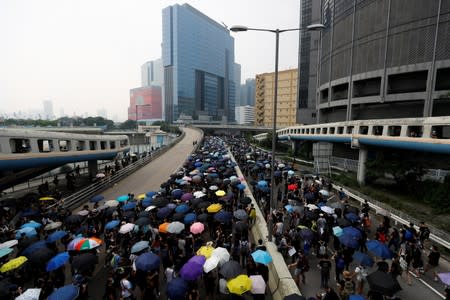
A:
[{"left": 190, "top": 222, "right": 205, "bottom": 234}]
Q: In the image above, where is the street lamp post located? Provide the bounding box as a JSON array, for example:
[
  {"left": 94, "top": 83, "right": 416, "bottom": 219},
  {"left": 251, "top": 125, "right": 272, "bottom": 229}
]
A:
[{"left": 230, "top": 23, "right": 324, "bottom": 242}]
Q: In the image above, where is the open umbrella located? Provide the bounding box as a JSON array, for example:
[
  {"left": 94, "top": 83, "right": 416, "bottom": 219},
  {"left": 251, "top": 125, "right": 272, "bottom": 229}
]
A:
[
  {"left": 15, "top": 227, "right": 37, "bottom": 239},
  {"left": 233, "top": 209, "right": 248, "bottom": 220},
  {"left": 73, "top": 237, "right": 102, "bottom": 251},
  {"left": 212, "top": 247, "right": 230, "bottom": 266},
  {"left": 250, "top": 274, "right": 266, "bottom": 294},
  {"left": 337, "top": 218, "right": 352, "bottom": 227},
  {"left": 366, "top": 240, "right": 392, "bottom": 259},
  {"left": 333, "top": 226, "right": 344, "bottom": 237},
  {"left": 215, "top": 190, "right": 226, "bottom": 197},
  {"left": 20, "top": 221, "right": 42, "bottom": 229},
  {"left": 284, "top": 294, "right": 306, "bottom": 300},
  {"left": 203, "top": 255, "right": 220, "bottom": 273},
  {"left": 175, "top": 204, "right": 190, "bottom": 214},
  {"left": 181, "top": 193, "right": 193, "bottom": 202},
  {"left": 44, "top": 222, "right": 62, "bottom": 231},
  {"left": 437, "top": 272, "right": 450, "bottom": 285},
  {"left": 116, "top": 195, "right": 129, "bottom": 202},
  {"left": 0, "top": 240, "right": 17, "bottom": 249},
  {"left": 105, "top": 220, "right": 120, "bottom": 230},
  {"left": 65, "top": 215, "right": 82, "bottom": 224},
  {"left": 0, "top": 256, "right": 28, "bottom": 273},
  {"left": 166, "top": 278, "right": 188, "bottom": 300},
  {"left": 366, "top": 270, "right": 402, "bottom": 296},
  {"left": 339, "top": 227, "right": 361, "bottom": 248},
  {"left": 0, "top": 248, "right": 13, "bottom": 259},
  {"left": 122, "top": 202, "right": 136, "bottom": 211},
  {"left": 48, "top": 284, "right": 79, "bottom": 300},
  {"left": 168, "top": 221, "right": 185, "bottom": 234},
  {"left": 153, "top": 197, "right": 169, "bottom": 208},
  {"left": 183, "top": 213, "right": 196, "bottom": 224},
  {"left": 227, "top": 274, "right": 252, "bottom": 295},
  {"left": 353, "top": 251, "right": 374, "bottom": 267},
  {"left": 131, "top": 241, "right": 150, "bottom": 254},
  {"left": 234, "top": 222, "right": 249, "bottom": 233},
  {"left": 66, "top": 237, "right": 84, "bottom": 251},
  {"left": 180, "top": 261, "right": 204, "bottom": 281},
  {"left": 190, "top": 222, "right": 205, "bottom": 234},
  {"left": 39, "top": 197, "right": 56, "bottom": 201},
  {"left": 72, "top": 253, "right": 98, "bottom": 272},
  {"left": 46, "top": 252, "right": 70, "bottom": 272},
  {"left": 90, "top": 195, "right": 104, "bottom": 203},
  {"left": 119, "top": 223, "right": 135, "bottom": 234},
  {"left": 29, "top": 248, "right": 54, "bottom": 265},
  {"left": 15, "top": 288, "right": 41, "bottom": 300},
  {"left": 77, "top": 210, "right": 89, "bottom": 217},
  {"left": 47, "top": 231, "right": 67, "bottom": 243},
  {"left": 104, "top": 200, "right": 119, "bottom": 207},
  {"left": 158, "top": 222, "right": 170, "bottom": 233},
  {"left": 319, "top": 189, "right": 330, "bottom": 197},
  {"left": 197, "top": 245, "right": 214, "bottom": 258},
  {"left": 146, "top": 191, "right": 157, "bottom": 198},
  {"left": 207, "top": 203, "right": 222, "bottom": 213},
  {"left": 157, "top": 207, "right": 172, "bottom": 219},
  {"left": 305, "top": 204, "right": 318, "bottom": 210},
  {"left": 345, "top": 212, "right": 360, "bottom": 222},
  {"left": 197, "top": 213, "right": 209, "bottom": 222},
  {"left": 214, "top": 211, "right": 232, "bottom": 223},
  {"left": 22, "top": 240, "right": 48, "bottom": 256},
  {"left": 135, "top": 252, "right": 160, "bottom": 272},
  {"left": 321, "top": 206, "right": 334, "bottom": 214},
  {"left": 251, "top": 250, "right": 272, "bottom": 265},
  {"left": 299, "top": 228, "right": 314, "bottom": 241},
  {"left": 240, "top": 197, "right": 252, "bottom": 205},
  {"left": 134, "top": 217, "right": 151, "bottom": 227},
  {"left": 220, "top": 260, "right": 243, "bottom": 279}
]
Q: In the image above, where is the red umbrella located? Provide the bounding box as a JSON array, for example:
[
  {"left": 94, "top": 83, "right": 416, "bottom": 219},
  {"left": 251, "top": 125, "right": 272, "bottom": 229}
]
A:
[{"left": 288, "top": 184, "right": 298, "bottom": 191}]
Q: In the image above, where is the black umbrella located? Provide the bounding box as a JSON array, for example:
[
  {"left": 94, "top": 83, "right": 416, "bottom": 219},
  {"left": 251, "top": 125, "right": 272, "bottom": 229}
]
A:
[
  {"left": 153, "top": 197, "right": 169, "bottom": 208},
  {"left": 197, "top": 213, "right": 209, "bottom": 222},
  {"left": 137, "top": 211, "right": 149, "bottom": 218},
  {"left": 219, "top": 261, "right": 243, "bottom": 279},
  {"left": 122, "top": 210, "right": 135, "bottom": 219},
  {"left": 337, "top": 218, "right": 352, "bottom": 227},
  {"left": 284, "top": 294, "right": 306, "bottom": 300},
  {"left": 190, "top": 198, "right": 203, "bottom": 208},
  {"left": 0, "top": 279, "right": 12, "bottom": 298},
  {"left": 29, "top": 247, "right": 54, "bottom": 265},
  {"left": 72, "top": 253, "right": 98, "bottom": 273},
  {"left": 240, "top": 197, "right": 252, "bottom": 205},
  {"left": 345, "top": 206, "right": 359, "bottom": 214},
  {"left": 135, "top": 217, "right": 151, "bottom": 226},
  {"left": 172, "top": 213, "right": 185, "bottom": 221},
  {"left": 234, "top": 221, "right": 249, "bottom": 233},
  {"left": 197, "top": 201, "right": 210, "bottom": 209},
  {"left": 66, "top": 215, "right": 82, "bottom": 224},
  {"left": 105, "top": 207, "right": 117, "bottom": 217},
  {"left": 366, "top": 270, "right": 402, "bottom": 296}
]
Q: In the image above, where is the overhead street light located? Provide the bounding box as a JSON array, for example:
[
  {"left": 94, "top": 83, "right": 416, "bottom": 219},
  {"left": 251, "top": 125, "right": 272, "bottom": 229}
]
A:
[{"left": 230, "top": 23, "right": 324, "bottom": 242}]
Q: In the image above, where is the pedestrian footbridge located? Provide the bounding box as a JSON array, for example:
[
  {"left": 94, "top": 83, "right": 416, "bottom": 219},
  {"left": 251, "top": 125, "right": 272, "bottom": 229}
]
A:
[
  {"left": 0, "top": 128, "right": 130, "bottom": 190},
  {"left": 255, "top": 117, "right": 450, "bottom": 155}
]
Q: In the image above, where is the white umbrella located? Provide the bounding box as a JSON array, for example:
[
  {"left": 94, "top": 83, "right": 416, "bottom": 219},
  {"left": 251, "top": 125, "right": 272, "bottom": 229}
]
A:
[
  {"left": 250, "top": 275, "right": 266, "bottom": 294},
  {"left": 119, "top": 223, "right": 135, "bottom": 234},
  {"left": 193, "top": 191, "right": 206, "bottom": 198},
  {"left": 278, "top": 163, "right": 285, "bottom": 169},
  {"left": 209, "top": 185, "right": 218, "bottom": 191},
  {"left": 211, "top": 247, "right": 230, "bottom": 266},
  {"left": 306, "top": 204, "right": 319, "bottom": 210},
  {"left": 96, "top": 173, "right": 105, "bottom": 178},
  {"left": 320, "top": 206, "right": 335, "bottom": 214},
  {"left": 0, "top": 240, "right": 18, "bottom": 249},
  {"left": 105, "top": 200, "right": 119, "bottom": 207},
  {"left": 167, "top": 221, "right": 185, "bottom": 234},
  {"left": 44, "top": 222, "right": 62, "bottom": 231},
  {"left": 203, "top": 255, "right": 220, "bottom": 273},
  {"left": 319, "top": 189, "right": 330, "bottom": 197},
  {"left": 77, "top": 210, "right": 89, "bottom": 216},
  {"left": 15, "top": 288, "right": 41, "bottom": 300},
  {"left": 145, "top": 205, "right": 157, "bottom": 212}
]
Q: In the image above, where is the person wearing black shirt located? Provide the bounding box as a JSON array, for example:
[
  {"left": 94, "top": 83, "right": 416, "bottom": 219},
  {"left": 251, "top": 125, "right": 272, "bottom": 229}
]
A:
[
  {"left": 425, "top": 245, "right": 440, "bottom": 281},
  {"left": 319, "top": 255, "right": 333, "bottom": 288}
]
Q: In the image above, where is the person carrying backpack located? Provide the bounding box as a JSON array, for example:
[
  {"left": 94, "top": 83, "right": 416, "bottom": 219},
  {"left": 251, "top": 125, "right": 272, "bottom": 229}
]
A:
[
  {"left": 333, "top": 252, "right": 346, "bottom": 282},
  {"left": 240, "top": 239, "right": 250, "bottom": 267},
  {"left": 288, "top": 251, "right": 309, "bottom": 286},
  {"left": 319, "top": 254, "right": 332, "bottom": 288},
  {"left": 248, "top": 204, "right": 256, "bottom": 225},
  {"left": 340, "top": 271, "right": 355, "bottom": 300},
  {"left": 318, "top": 240, "right": 327, "bottom": 258}
]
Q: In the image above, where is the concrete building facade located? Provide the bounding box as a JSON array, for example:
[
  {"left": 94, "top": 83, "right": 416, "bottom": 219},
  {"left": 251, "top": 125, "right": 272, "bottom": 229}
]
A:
[
  {"left": 317, "top": 0, "right": 450, "bottom": 123},
  {"left": 141, "top": 59, "right": 164, "bottom": 87},
  {"left": 128, "top": 86, "right": 163, "bottom": 122},
  {"left": 255, "top": 69, "right": 298, "bottom": 128},
  {"left": 235, "top": 105, "right": 255, "bottom": 125},
  {"left": 162, "top": 4, "right": 236, "bottom": 123}
]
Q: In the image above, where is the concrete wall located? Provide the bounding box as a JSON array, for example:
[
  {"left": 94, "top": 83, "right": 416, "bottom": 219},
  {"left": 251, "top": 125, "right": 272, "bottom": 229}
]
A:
[{"left": 229, "top": 152, "right": 302, "bottom": 300}]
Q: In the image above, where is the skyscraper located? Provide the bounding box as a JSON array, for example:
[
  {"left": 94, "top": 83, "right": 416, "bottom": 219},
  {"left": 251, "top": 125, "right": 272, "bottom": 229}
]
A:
[
  {"left": 240, "top": 78, "right": 256, "bottom": 106},
  {"left": 43, "top": 100, "right": 54, "bottom": 120},
  {"left": 141, "top": 59, "right": 164, "bottom": 87},
  {"left": 162, "top": 3, "right": 236, "bottom": 123}
]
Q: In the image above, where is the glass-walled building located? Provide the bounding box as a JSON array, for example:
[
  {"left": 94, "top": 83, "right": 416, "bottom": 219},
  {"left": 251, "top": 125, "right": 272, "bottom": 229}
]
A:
[{"left": 162, "top": 3, "right": 237, "bottom": 123}]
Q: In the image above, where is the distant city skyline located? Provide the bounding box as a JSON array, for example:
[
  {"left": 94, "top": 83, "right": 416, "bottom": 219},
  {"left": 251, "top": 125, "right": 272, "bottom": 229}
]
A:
[{"left": 1, "top": 0, "right": 301, "bottom": 121}]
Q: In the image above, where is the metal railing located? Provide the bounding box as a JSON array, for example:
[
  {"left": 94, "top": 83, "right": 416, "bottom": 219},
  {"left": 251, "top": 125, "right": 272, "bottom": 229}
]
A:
[
  {"left": 48, "top": 132, "right": 186, "bottom": 211},
  {"left": 333, "top": 183, "right": 450, "bottom": 250}
]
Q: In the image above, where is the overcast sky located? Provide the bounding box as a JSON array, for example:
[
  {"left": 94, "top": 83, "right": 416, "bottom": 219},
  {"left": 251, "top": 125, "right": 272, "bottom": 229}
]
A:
[{"left": 1, "top": 0, "right": 301, "bottom": 121}]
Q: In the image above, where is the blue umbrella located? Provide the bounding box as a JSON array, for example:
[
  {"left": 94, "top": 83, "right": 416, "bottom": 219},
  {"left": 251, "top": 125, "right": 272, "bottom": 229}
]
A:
[
  {"left": 339, "top": 227, "right": 362, "bottom": 248},
  {"left": 0, "top": 247, "right": 13, "bottom": 258},
  {"left": 90, "top": 195, "right": 104, "bottom": 203},
  {"left": 16, "top": 227, "right": 37, "bottom": 239},
  {"left": 22, "top": 240, "right": 48, "bottom": 256},
  {"left": 105, "top": 220, "right": 120, "bottom": 230},
  {"left": 166, "top": 278, "right": 188, "bottom": 300},
  {"left": 116, "top": 195, "right": 129, "bottom": 202},
  {"left": 284, "top": 205, "right": 294, "bottom": 213},
  {"left": 135, "top": 252, "right": 160, "bottom": 272},
  {"left": 345, "top": 212, "right": 360, "bottom": 222},
  {"left": 353, "top": 251, "right": 374, "bottom": 267},
  {"left": 349, "top": 295, "right": 365, "bottom": 300},
  {"left": 237, "top": 183, "right": 246, "bottom": 190},
  {"left": 48, "top": 284, "right": 79, "bottom": 300},
  {"left": 172, "top": 189, "right": 183, "bottom": 199},
  {"left": 131, "top": 241, "right": 150, "bottom": 254},
  {"left": 257, "top": 180, "right": 268, "bottom": 188},
  {"left": 20, "top": 221, "right": 42, "bottom": 229},
  {"left": 166, "top": 203, "right": 177, "bottom": 210},
  {"left": 183, "top": 213, "right": 197, "bottom": 224},
  {"left": 194, "top": 161, "right": 202, "bottom": 167},
  {"left": 21, "top": 208, "right": 40, "bottom": 217},
  {"left": 46, "top": 252, "right": 70, "bottom": 272},
  {"left": 366, "top": 240, "right": 392, "bottom": 259},
  {"left": 47, "top": 231, "right": 68, "bottom": 243},
  {"left": 175, "top": 204, "right": 190, "bottom": 214},
  {"left": 157, "top": 207, "right": 172, "bottom": 219},
  {"left": 146, "top": 191, "right": 157, "bottom": 198},
  {"left": 214, "top": 211, "right": 232, "bottom": 223},
  {"left": 251, "top": 250, "right": 273, "bottom": 265},
  {"left": 142, "top": 198, "right": 152, "bottom": 208},
  {"left": 122, "top": 202, "right": 136, "bottom": 211}
]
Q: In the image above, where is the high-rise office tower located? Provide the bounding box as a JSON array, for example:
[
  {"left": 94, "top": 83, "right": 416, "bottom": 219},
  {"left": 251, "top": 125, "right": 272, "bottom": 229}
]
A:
[
  {"left": 240, "top": 79, "right": 256, "bottom": 106},
  {"left": 162, "top": 3, "right": 236, "bottom": 123},
  {"left": 43, "top": 100, "right": 54, "bottom": 120},
  {"left": 141, "top": 59, "right": 164, "bottom": 87},
  {"left": 297, "top": 0, "right": 322, "bottom": 124}
]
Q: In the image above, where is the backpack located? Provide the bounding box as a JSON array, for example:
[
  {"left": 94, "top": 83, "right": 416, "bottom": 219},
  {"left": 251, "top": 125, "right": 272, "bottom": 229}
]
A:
[
  {"left": 336, "top": 257, "right": 345, "bottom": 270},
  {"left": 404, "top": 230, "right": 413, "bottom": 241},
  {"left": 343, "top": 280, "right": 354, "bottom": 296},
  {"left": 240, "top": 240, "right": 249, "bottom": 255},
  {"left": 421, "top": 228, "right": 430, "bottom": 240}
]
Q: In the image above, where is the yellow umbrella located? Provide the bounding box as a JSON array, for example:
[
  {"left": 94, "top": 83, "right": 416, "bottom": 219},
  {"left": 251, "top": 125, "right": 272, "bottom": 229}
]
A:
[
  {"left": 227, "top": 274, "right": 252, "bottom": 295},
  {"left": 0, "top": 256, "right": 28, "bottom": 273},
  {"left": 207, "top": 203, "right": 222, "bottom": 213},
  {"left": 136, "top": 194, "right": 146, "bottom": 200},
  {"left": 197, "top": 245, "right": 215, "bottom": 258},
  {"left": 39, "top": 197, "right": 55, "bottom": 201},
  {"left": 215, "top": 190, "right": 226, "bottom": 197}
]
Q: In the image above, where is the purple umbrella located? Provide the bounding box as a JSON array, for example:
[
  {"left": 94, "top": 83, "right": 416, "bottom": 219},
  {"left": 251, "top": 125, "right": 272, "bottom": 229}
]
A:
[
  {"left": 181, "top": 193, "right": 193, "bottom": 202},
  {"left": 437, "top": 272, "right": 450, "bottom": 285},
  {"left": 179, "top": 261, "right": 204, "bottom": 281},
  {"left": 188, "top": 255, "right": 206, "bottom": 266},
  {"left": 172, "top": 189, "right": 183, "bottom": 199},
  {"left": 157, "top": 207, "right": 172, "bottom": 219}
]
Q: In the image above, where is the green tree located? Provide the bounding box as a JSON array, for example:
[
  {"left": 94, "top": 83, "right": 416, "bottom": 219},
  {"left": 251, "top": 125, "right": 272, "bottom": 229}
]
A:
[{"left": 119, "top": 120, "right": 137, "bottom": 130}]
